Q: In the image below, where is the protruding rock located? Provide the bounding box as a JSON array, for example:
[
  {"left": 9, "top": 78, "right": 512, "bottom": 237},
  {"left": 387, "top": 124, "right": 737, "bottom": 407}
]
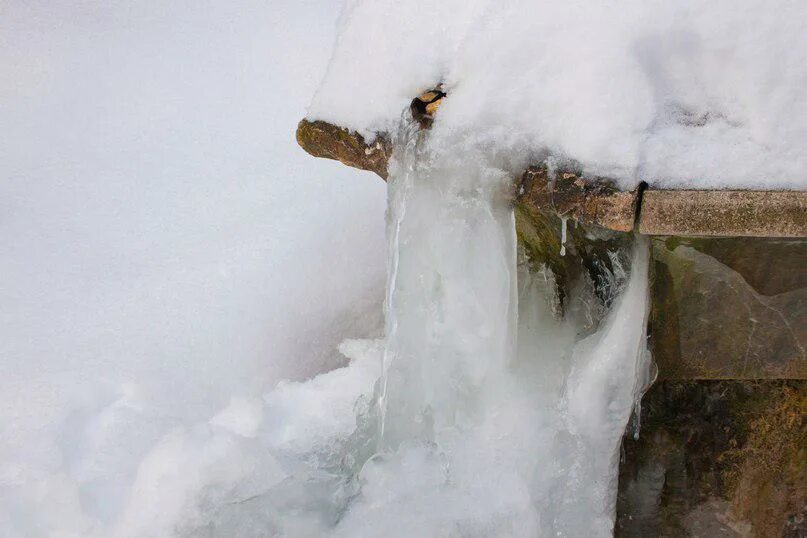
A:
[
  {"left": 517, "top": 164, "right": 639, "bottom": 233},
  {"left": 296, "top": 119, "right": 392, "bottom": 180}
]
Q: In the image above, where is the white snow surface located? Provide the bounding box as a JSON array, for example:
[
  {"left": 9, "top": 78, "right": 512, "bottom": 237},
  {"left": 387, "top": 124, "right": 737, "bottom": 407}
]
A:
[
  {"left": 1, "top": 1, "right": 387, "bottom": 536},
  {"left": 310, "top": 0, "right": 807, "bottom": 189}
]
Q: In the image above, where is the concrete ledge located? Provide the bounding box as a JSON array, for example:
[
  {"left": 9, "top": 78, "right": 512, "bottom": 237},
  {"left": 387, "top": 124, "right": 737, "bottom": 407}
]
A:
[{"left": 639, "top": 190, "right": 807, "bottom": 238}]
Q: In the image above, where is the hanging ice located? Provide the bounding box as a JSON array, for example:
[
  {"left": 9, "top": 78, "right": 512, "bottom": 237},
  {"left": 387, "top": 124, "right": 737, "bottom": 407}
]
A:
[
  {"left": 331, "top": 115, "right": 653, "bottom": 536},
  {"left": 112, "top": 114, "right": 654, "bottom": 537},
  {"left": 560, "top": 216, "right": 568, "bottom": 257}
]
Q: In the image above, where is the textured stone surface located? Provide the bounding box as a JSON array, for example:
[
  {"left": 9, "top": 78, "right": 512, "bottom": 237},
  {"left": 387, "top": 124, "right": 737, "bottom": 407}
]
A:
[
  {"left": 295, "top": 119, "right": 392, "bottom": 180},
  {"left": 650, "top": 237, "right": 807, "bottom": 379},
  {"left": 518, "top": 164, "right": 639, "bottom": 232},
  {"left": 617, "top": 380, "right": 807, "bottom": 537},
  {"left": 639, "top": 190, "right": 807, "bottom": 238},
  {"left": 514, "top": 193, "right": 633, "bottom": 311}
]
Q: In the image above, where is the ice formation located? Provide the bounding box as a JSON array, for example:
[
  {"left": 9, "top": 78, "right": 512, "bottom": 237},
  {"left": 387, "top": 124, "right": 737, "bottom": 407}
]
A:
[
  {"left": 81, "top": 114, "right": 652, "bottom": 536},
  {"left": 12, "top": 111, "right": 651, "bottom": 537},
  {"left": 336, "top": 117, "right": 654, "bottom": 536},
  {"left": 108, "top": 114, "right": 651, "bottom": 536}
]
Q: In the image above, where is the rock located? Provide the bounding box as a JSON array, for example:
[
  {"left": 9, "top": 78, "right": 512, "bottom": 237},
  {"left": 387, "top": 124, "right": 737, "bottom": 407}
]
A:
[
  {"left": 517, "top": 164, "right": 639, "bottom": 233},
  {"left": 295, "top": 119, "right": 392, "bottom": 180}
]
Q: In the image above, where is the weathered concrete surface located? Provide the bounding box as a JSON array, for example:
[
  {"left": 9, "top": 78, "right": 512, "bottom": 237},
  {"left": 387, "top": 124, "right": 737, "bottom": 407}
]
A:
[
  {"left": 617, "top": 380, "right": 807, "bottom": 537},
  {"left": 650, "top": 237, "right": 807, "bottom": 379},
  {"left": 296, "top": 118, "right": 807, "bottom": 238},
  {"left": 295, "top": 118, "right": 807, "bottom": 237},
  {"left": 296, "top": 119, "right": 392, "bottom": 180},
  {"left": 639, "top": 189, "right": 807, "bottom": 238}
]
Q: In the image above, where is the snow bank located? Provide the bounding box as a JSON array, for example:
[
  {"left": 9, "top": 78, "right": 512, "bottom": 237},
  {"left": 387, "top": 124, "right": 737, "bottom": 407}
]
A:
[
  {"left": 1, "top": 1, "right": 385, "bottom": 536},
  {"left": 310, "top": 0, "right": 807, "bottom": 190}
]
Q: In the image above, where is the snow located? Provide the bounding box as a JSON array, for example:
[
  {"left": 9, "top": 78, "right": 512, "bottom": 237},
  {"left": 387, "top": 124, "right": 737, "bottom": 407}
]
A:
[
  {"left": 1, "top": 1, "right": 385, "bottom": 536},
  {"left": 4, "top": 1, "right": 800, "bottom": 536},
  {"left": 310, "top": 0, "right": 807, "bottom": 190}
]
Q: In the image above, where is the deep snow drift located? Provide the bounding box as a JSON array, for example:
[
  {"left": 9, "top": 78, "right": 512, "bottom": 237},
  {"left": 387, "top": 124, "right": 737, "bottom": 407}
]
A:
[
  {"left": 1, "top": 1, "right": 386, "bottom": 536},
  {"left": 310, "top": 0, "right": 807, "bottom": 190}
]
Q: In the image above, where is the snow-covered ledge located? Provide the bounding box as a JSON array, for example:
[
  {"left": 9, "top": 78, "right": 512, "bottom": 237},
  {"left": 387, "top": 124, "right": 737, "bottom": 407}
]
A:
[
  {"left": 296, "top": 118, "right": 807, "bottom": 238},
  {"left": 296, "top": 116, "right": 806, "bottom": 381}
]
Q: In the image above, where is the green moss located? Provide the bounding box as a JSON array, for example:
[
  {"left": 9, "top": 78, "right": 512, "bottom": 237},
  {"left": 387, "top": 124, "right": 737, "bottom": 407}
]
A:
[{"left": 514, "top": 200, "right": 572, "bottom": 294}]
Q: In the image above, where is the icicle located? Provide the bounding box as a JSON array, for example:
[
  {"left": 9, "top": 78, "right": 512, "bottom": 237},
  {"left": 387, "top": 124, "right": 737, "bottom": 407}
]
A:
[{"left": 560, "top": 216, "right": 568, "bottom": 256}]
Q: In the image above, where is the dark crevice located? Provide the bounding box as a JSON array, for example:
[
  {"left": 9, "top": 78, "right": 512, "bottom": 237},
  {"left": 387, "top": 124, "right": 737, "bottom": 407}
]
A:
[{"left": 633, "top": 181, "right": 649, "bottom": 231}]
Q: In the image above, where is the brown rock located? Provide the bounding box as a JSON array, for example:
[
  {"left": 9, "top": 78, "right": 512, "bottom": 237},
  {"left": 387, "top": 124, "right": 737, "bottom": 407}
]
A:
[
  {"left": 517, "top": 164, "right": 639, "bottom": 233},
  {"left": 295, "top": 119, "right": 392, "bottom": 180}
]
